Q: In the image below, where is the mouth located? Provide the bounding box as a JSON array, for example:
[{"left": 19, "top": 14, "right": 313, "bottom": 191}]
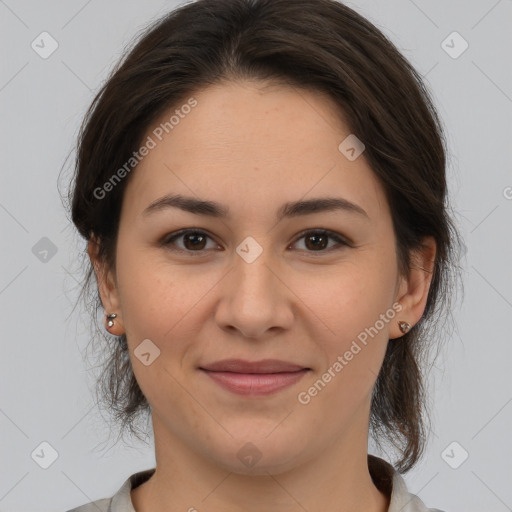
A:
[{"left": 199, "top": 359, "right": 311, "bottom": 396}]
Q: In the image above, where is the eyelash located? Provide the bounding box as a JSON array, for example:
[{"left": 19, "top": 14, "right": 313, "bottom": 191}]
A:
[{"left": 160, "top": 228, "right": 352, "bottom": 256}]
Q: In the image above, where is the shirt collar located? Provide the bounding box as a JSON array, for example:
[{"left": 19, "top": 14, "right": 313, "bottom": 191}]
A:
[{"left": 367, "top": 454, "right": 435, "bottom": 511}]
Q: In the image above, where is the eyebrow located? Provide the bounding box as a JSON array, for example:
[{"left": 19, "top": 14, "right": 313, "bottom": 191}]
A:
[{"left": 142, "top": 193, "right": 369, "bottom": 221}]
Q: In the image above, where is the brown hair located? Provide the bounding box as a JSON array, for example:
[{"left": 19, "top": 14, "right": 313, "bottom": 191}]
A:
[{"left": 67, "top": 0, "right": 461, "bottom": 472}]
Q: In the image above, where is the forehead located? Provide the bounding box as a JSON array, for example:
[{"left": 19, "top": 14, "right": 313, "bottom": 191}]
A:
[{"left": 121, "top": 80, "right": 388, "bottom": 222}]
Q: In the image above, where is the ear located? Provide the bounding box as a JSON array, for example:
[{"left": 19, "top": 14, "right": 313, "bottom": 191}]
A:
[
  {"left": 87, "top": 236, "right": 124, "bottom": 335},
  {"left": 390, "top": 236, "right": 436, "bottom": 339}
]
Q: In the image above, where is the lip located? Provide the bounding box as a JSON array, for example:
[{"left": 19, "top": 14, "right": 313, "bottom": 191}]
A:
[
  {"left": 199, "top": 359, "right": 310, "bottom": 396},
  {"left": 200, "top": 358, "right": 308, "bottom": 373}
]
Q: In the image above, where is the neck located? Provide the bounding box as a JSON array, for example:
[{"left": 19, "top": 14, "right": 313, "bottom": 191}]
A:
[{"left": 132, "top": 415, "right": 390, "bottom": 512}]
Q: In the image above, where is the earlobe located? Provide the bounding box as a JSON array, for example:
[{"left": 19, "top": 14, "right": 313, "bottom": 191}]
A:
[
  {"left": 87, "top": 236, "right": 125, "bottom": 335},
  {"left": 390, "top": 237, "right": 436, "bottom": 339}
]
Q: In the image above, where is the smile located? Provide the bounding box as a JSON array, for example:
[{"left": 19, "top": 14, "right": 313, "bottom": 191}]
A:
[
  {"left": 199, "top": 359, "right": 310, "bottom": 396},
  {"left": 200, "top": 369, "right": 310, "bottom": 396}
]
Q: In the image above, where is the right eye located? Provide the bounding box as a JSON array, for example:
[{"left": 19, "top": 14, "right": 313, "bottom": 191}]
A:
[{"left": 161, "top": 229, "right": 222, "bottom": 255}]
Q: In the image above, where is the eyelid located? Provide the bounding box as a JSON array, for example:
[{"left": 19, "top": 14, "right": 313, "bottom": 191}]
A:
[
  {"left": 160, "top": 228, "right": 221, "bottom": 254},
  {"left": 291, "top": 228, "right": 353, "bottom": 250},
  {"left": 160, "top": 228, "right": 352, "bottom": 254}
]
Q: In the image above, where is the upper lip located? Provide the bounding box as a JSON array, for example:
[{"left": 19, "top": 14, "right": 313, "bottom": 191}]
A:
[{"left": 200, "top": 359, "right": 309, "bottom": 373}]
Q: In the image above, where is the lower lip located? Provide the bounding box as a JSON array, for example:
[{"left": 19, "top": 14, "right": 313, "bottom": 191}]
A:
[{"left": 201, "top": 369, "right": 309, "bottom": 396}]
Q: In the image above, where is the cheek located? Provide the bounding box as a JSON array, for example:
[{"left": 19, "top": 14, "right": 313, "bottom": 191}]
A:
[
  {"left": 116, "top": 243, "right": 189, "bottom": 332},
  {"left": 114, "top": 254, "right": 200, "bottom": 408},
  {"left": 295, "top": 277, "right": 395, "bottom": 426},
  {"left": 115, "top": 248, "right": 220, "bottom": 367},
  {"left": 117, "top": 262, "right": 171, "bottom": 341},
  {"left": 293, "top": 255, "right": 398, "bottom": 343},
  {"left": 294, "top": 253, "right": 398, "bottom": 400}
]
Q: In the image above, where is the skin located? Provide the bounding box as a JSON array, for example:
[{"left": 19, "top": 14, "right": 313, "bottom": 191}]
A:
[{"left": 89, "top": 80, "right": 435, "bottom": 512}]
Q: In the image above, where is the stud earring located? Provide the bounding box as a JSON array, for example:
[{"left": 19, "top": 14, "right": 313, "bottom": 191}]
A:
[
  {"left": 106, "top": 313, "right": 117, "bottom": 328},
  {"left": 398, "top": 320, "right": 411, "bottom": 334}
]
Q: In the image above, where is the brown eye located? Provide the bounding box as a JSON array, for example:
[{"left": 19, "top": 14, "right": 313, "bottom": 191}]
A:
[
  {"left": 162, "top": 228, "right": 350, "bottom": 256},
  {"left": 292, "top": 230, "right": 350, "bottom": 253},
  {"left": 162, "top": 229, "right": 219, "bottom": 254},
  {"left": 182, "top": 232, "right": 207, "bottom": 250},
  {"left": 304, "top": 232, "right": 328, "bottom": 250}
]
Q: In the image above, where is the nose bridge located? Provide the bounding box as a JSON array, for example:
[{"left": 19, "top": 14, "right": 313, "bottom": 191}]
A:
[
  {"left": 232, "top": 242, "right": 278, "bottom": 310},
  {"left": 216, "top": 239, "right": 291, "bottom": 338}
]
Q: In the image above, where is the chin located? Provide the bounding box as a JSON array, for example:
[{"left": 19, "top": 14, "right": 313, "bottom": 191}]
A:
[{"left": 204, "top": 433, "right": 305, "bottom": 476}]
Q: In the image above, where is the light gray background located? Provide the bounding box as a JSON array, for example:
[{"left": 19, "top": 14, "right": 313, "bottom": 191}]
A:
[{"left": 1, "top": 1, "right": 511, "bottom": 511}]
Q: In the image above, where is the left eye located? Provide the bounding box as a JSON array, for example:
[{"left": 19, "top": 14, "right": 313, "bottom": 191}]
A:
[
  {"left": 291, "top": 229, "right": 350, "bottom": 252},
  {"left": 161, "top": 229, "right": 349, "bottom": 254}
]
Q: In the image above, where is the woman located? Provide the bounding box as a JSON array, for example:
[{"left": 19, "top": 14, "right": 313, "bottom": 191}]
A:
[{"left": 66, "top": 0, "right": 459, "bottom": 510}]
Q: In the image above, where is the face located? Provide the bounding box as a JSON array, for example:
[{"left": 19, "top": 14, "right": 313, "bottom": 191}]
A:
[{"left": 91, "top": 80, "right": 433, "bottom": 475}]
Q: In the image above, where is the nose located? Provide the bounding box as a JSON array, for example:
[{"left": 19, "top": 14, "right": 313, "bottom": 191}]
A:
[{"left": 214, "top": 247, "right": 294, "bottom": 340}]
